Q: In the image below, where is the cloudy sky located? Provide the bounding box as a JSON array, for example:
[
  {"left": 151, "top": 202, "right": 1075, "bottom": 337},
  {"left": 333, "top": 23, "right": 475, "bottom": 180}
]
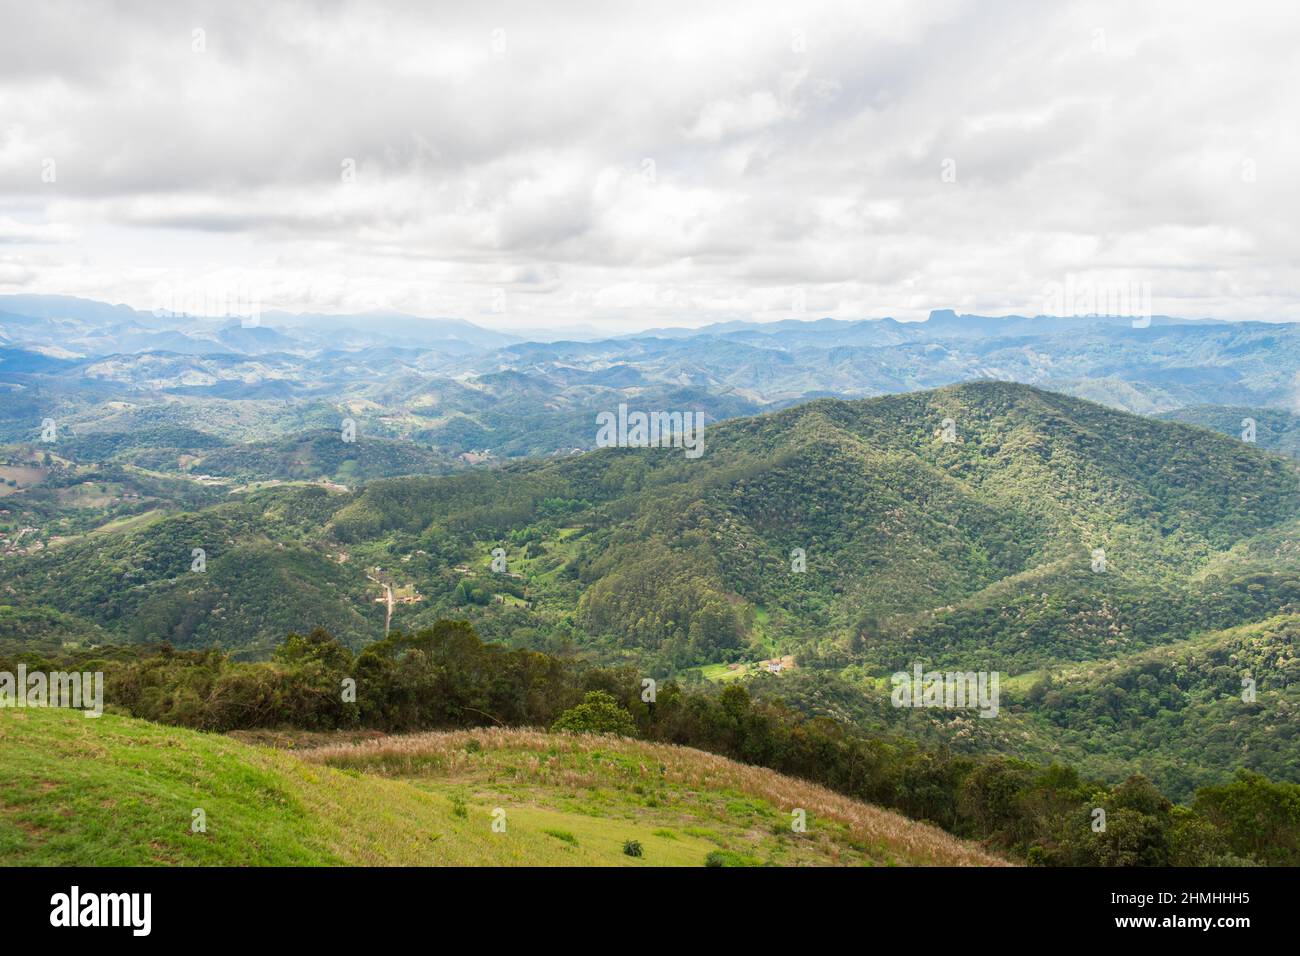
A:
[{"left": 1, "top": 0, "right": 1297, "bottom": 332}]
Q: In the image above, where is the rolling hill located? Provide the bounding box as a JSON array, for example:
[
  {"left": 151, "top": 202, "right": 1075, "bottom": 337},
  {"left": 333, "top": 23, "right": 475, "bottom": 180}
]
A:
[
  {"left": 6, "top": 380, "right": 1299, "bottom": 661},
  {"left": 0, "top": 709, "right": 1001, "bottom": 866},
  {"left": 5, "top": 380, "right": 1299, "bottom": 797}
]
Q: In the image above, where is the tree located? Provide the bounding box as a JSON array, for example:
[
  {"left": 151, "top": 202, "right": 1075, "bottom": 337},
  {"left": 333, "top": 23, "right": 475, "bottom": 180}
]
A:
[
  {"left": 1193, "top": 770, "right": 1300, "bottom": 865},
  {"left": 551, "top": 691, "right": 637, "bottom": 736}
]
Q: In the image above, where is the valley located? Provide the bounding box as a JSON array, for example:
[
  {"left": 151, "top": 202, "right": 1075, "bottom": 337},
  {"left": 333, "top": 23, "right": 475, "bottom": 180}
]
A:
[
  {"left": 5, "top": 297, "right": 1300, "bottom": 867},
  {"left": 4, "top": 374, "right": 1300, "bottom": 808}
]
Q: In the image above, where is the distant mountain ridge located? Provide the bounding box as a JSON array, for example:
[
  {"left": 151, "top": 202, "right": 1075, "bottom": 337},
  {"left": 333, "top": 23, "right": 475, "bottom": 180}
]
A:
[
  {"left": 0, "top": 293, "right": 1278, "bottom": 359},
  {"left": 5, "top": 291, "right": 1300, "bottom": 471}
]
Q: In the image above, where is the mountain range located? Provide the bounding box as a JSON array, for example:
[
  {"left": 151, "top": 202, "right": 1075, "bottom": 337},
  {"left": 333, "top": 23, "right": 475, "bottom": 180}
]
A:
[
  {"left": 4, "top": 379, "right": 1298, "bottom": 800},
  {"left": 5, "top": 295, "right": 1300, "bottom": 478}
]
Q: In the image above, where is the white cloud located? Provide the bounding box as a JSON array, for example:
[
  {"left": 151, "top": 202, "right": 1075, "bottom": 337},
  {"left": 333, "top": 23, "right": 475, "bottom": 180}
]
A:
[{"left": 0, "top": 0, "right": 1297, "bottom": 331}]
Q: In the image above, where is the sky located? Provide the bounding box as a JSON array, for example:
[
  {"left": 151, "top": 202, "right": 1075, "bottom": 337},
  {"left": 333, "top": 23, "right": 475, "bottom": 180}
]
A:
[{"left": 1, "top": 0, "right": 1298, "bottom": 333}]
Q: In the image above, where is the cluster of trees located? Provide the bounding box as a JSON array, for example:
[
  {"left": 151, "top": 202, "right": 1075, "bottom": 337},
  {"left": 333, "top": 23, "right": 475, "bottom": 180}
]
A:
[
  {"left": 58, "top": 425, "right": 226, "bottom": 463},
  {"left": 193, "top": 430, "right": 452, "bottom": 484},
  {"left": 577, "top": 540, "right": 748, "bottom": 665},
  {"left": 1019, "top": 614, "right": 1300, "bottom": 800},
  {"left": 9, "top": 619, "right": 1298, "bottom": 866}
]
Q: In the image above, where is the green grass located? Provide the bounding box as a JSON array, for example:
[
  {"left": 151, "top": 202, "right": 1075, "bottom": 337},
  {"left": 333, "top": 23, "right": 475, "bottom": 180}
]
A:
[
  {"left": 0, "top": 709, "right": 1005, "bottom": 866},
  {"left": 517, "top": 807, "right": 709, "bottom": 864},
  {"left": 0, "top": 710, "right": 679, "bottom": 865},
  {"left": 305, "top": 726, "right": 1006, "bottom": 866},
  {"left": 44, "top": 509, "right": 166, "bottom": 550},
  {"left": 0, "top": 709, "right": 459, "bottom": 865},
  {"left": 696, "top": 662, "right": 748, "bottom": 683}
]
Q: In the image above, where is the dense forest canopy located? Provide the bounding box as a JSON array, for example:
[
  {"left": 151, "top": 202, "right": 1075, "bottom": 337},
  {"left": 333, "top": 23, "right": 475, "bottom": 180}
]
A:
[{"left": 4, "top": 381, "right": 1299, "bottom": 826}]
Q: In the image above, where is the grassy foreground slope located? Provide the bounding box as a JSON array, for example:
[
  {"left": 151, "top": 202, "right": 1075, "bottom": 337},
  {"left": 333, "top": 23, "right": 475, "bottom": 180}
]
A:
[{"left": 0, "top": 709, "right": 1002, "bottom": 866}]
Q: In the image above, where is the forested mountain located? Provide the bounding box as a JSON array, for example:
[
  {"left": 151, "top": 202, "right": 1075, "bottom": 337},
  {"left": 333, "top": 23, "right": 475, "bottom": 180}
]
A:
[
  {"left": 5, "top": 380, "right": 1299, "bottom": 797},
  {"left": 9, "top": 381, "right": 1296, "bottom": 657}
]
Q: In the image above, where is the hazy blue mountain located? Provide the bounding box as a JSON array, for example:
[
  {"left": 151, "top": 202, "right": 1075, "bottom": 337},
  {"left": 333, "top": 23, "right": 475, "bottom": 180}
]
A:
[
  {"left": 5, "top": 296, "right": 1300, "bottom": 463},
  {"left": 260, "top": 310, "right": 522, "bottom": 350}
]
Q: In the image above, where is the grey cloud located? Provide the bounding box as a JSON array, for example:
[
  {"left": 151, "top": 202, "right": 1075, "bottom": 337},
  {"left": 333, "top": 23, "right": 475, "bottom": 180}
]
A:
[{"left": 0, "top": 0, "right": 1296, "bottom": 329}]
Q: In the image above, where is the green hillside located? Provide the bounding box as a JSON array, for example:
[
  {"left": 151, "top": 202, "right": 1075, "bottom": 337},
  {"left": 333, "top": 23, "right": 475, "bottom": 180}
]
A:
[
  {"left": 1158, "top": 405, "right": 1300, "bottom": 460},
  {"left": 0, "top": 709, "right": 1001, "bottom": 866},
  {"left": 1013, "top": 612, "right": 1300, "bottom": 799},
  {"left": 9, "top": 381, "right": 1296, "bottom": 662},
  {"left": 4, "top": 380, "right": 1300, "bottom": 798},
  {"left": 762, "top": 612, "right": 1300, "bottom": 802},
  {"left": 0, "top": 484, "right": 382, "bottom": 654},
  {"left": 184, "top": 429, "right": 456, "bottom": 485},
  {"left": 324, "top": 380, "right": 1300, "bottom": 668}
]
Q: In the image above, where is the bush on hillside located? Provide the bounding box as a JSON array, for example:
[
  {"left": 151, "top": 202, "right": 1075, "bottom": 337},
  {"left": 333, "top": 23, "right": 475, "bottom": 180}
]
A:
[{"left": 551, "top": 691, "right": 637, "bottom": 737}]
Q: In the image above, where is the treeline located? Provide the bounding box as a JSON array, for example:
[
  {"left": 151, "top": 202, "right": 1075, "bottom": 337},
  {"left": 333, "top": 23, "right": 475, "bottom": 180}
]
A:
[{"left": 7, "top": 620, "right": 1298, "bottom": 866}]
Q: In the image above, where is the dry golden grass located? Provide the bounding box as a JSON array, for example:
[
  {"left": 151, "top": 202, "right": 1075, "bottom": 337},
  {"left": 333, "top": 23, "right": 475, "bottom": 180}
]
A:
[
  {"left": 303, "top": 726, "right": 1010, "bottom": 867},
  {"left": 227, "top": 727, "right": 390, "bottom": 750}
]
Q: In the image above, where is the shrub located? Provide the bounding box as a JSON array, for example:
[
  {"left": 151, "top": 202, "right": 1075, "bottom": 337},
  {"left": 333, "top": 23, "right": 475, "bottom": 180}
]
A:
[{"left": 551, "top": 691, "right": 637, "bottom": 737}]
